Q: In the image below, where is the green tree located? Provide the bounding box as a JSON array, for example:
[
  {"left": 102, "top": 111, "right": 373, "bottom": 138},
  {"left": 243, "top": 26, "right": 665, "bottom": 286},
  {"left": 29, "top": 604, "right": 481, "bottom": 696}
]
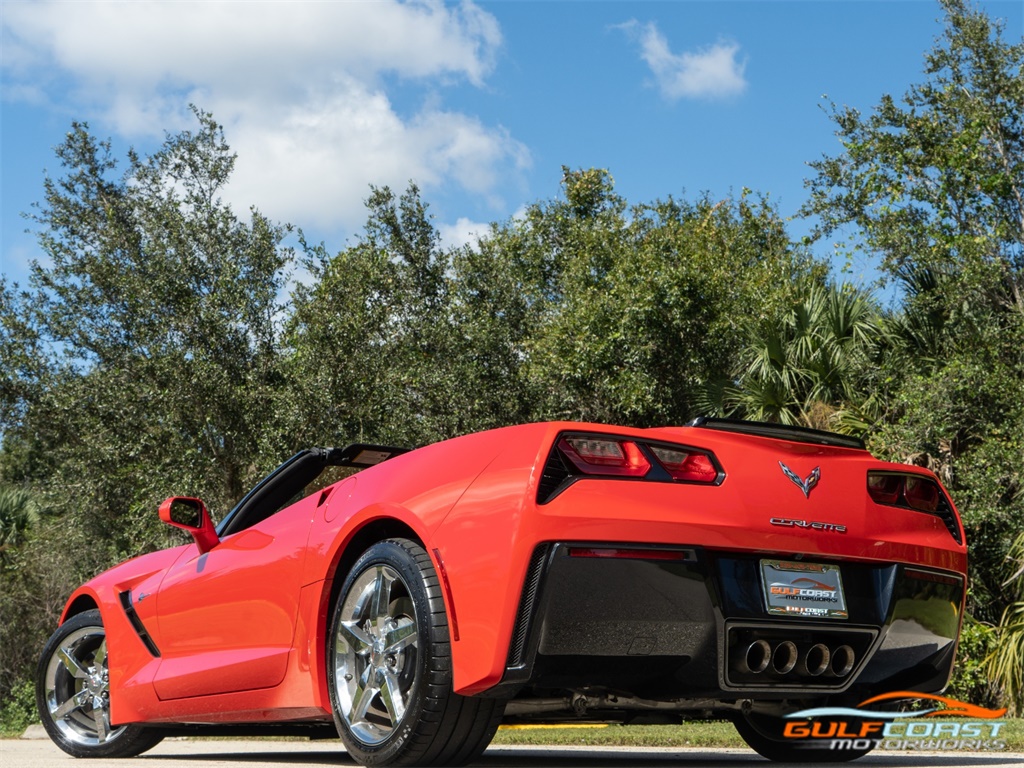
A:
[
  {"left": 0, "top": 109, "right": 295, "bottom": 726},
  {"left": 805, "top": 0, "right": 1022, "bottom": 304},
  {"left": 485, "top": 169, "right": 816, "bottom": 426},
  {"left": 286, "top": 171, "right": 819, "bottom": 447},
  {"left": 803, "top": 0, "right": 1024, "bottom": 622},
  {"left": 284, "top": 184, "right": 501, "bottom": 451},
  {"left": 2, "top": 107, "right": 293, "bottom": 553},
  {"left": 0, "top": 486, "right": 38, "bottom": 560}
]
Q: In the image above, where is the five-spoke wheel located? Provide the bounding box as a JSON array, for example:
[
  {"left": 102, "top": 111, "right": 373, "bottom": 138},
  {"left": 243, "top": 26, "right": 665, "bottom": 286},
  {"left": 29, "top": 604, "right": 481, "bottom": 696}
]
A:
[
  {"left": 36, "top": 610, "right": 163, "bottom": 758},
  {"left": 334, "top": 562, "right": 419, "bottom": 744},
  {"left": 328, "top": 539, "right": 504, "bottom": 766}
]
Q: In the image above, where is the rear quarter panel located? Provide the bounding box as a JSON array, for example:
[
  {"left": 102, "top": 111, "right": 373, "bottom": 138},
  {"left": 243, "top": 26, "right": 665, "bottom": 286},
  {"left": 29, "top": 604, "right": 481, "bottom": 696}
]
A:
[{"left": 299, "top": 425, "right": 548, "bottom": 707}]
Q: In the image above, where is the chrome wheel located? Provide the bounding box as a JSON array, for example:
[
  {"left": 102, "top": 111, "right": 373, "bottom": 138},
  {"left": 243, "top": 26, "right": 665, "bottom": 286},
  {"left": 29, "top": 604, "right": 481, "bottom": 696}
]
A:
[
  {"left": 333, "top": 563, "right": 418, "bottom": 745},
  {"left": 42, "top": 624, "right": 125, "bottom": 747},
  {"left": 328, "top": 539, "right": 504, "bottom": 766}
]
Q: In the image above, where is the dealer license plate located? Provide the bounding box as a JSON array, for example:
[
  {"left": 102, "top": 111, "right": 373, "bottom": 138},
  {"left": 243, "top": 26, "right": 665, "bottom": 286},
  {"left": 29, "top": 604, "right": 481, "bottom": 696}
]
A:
[{"left": 760, "top": 560, "right": 847, "bottom": 619}]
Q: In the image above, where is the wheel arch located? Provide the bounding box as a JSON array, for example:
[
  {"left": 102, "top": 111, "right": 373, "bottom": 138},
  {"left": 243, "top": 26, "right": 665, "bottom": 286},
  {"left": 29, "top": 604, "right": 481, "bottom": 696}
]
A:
[
  {"left": 323, "top": 516, "right": 425, "bottom": 620},
  {"left": 59, "top": 589, "right": 101, "bottom": 625}
]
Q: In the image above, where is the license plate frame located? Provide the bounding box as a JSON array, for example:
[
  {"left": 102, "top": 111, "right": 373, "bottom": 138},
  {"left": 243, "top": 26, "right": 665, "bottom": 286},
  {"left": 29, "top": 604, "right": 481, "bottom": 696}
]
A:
[{"left": 760, "top": 559, "right": 848, "bottom": 619}]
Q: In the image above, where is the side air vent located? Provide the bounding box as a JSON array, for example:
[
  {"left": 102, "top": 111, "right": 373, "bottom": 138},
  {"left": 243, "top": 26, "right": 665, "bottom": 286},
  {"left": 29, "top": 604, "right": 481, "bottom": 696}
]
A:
[
  {"left": 507, "top": 544, "right": 551, "bottom": 669},
  {"left": 119, "top": 591, "right": 161, "bottom": 657},
  {"left": 927, "top": 492, "right": 962, "bottom": 545},
  {"left": 537, "top": 449, "right": 572, "bottom": 504}
]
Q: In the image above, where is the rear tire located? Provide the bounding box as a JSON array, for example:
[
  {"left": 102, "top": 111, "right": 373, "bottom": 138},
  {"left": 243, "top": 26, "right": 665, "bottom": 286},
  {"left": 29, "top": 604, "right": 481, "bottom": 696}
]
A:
[
  {"left": 36, "top": 609, "right": 164, "bottom": 758},
  {"left": 328, "top": 538, "right": 503, "bottom": 766},
  {"left": 733, "top": 712, "right": 875, "bottom": 763}
]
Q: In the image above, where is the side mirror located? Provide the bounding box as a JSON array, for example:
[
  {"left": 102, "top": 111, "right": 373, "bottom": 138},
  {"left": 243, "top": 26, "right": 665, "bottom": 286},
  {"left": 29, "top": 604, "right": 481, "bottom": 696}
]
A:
[{"left": 159, "top": 497, "right": 220, "bottom": 554}]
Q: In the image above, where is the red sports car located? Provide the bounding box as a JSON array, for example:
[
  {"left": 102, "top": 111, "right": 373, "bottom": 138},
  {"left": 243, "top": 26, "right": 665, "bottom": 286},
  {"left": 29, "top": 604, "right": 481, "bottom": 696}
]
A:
[{"left": 36, "top": 418, "right": 967, "bottom": 765}]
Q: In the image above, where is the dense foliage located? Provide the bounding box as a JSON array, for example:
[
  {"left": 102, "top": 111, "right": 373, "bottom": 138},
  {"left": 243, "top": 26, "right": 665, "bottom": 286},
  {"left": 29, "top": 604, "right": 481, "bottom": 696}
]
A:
[
  {"left": 0, "top": 0, "right": 1020, "bottom": 728},
  {"left": 803, "top": 0, "right": 1023, "bottom": 624}
]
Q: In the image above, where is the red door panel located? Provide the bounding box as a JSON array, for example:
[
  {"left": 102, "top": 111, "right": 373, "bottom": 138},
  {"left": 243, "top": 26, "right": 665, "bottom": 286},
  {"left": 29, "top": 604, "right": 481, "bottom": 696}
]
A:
[{"left": 150, "top": 495, "right": 319, "bottom": 700}]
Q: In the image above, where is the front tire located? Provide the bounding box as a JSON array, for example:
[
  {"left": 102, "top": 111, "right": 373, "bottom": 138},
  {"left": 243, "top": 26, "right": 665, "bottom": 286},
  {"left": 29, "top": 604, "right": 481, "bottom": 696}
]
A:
[
  {"left": 36, "top": 609, "right": 164, "bottom": 758},
  {"left": 328, "top": 538, "right": 503, "bottom": 766}
]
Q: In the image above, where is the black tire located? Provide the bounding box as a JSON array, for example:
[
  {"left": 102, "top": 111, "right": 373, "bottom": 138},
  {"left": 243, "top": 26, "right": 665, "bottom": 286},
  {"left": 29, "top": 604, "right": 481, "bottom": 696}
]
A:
[
  {"left": 733, "top": 712, "right": 875, "bottom": 763},
  {"left": 328, "top": 538, "right": 504, "bottom": 767},
  {"left": 36, "top": 609, "right": 164, "bottom": 758}
]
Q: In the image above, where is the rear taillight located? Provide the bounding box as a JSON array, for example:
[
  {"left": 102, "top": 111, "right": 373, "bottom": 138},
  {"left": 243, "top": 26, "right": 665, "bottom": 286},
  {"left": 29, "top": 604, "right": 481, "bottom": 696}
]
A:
[
  {"left": 558, "top": 437, "right": 651, "bottom": 477},
  {"left": 867, "top": 471, "right": 961, "bottom": 543},
  {"left": 904, "top": 476, "right": 939, "bottom": 512},
  {"left": 866, "top": 473, "right": 901, "bottom": 504},
  {"left": 539, "top": 432, "right": 724, "bottom": 503},
  {"left": 649, "top": 445, "right": 719, "bottom": 483}
]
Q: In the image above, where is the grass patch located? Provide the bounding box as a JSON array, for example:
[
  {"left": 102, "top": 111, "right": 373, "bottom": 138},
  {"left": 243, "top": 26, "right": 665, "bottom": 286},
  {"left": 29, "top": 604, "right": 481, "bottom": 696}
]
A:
[
  {"left": 493, "top": 719, "right": 1024, "bottom": 751},
  {"left": 493, "top": 721, "right": 746, "bottom": 749}
]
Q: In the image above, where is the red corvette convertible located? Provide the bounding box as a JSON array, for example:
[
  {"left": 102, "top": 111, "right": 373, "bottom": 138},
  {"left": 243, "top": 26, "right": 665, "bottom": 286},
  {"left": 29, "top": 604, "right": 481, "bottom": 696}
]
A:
[{"left": 36, "top": 418, "right": 967, "bottom": 765}]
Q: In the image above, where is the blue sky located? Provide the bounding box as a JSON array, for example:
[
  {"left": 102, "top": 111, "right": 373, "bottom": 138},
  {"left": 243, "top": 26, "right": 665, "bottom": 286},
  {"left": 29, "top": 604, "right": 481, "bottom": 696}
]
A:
[{"left": 2, "top": 0, "right": 1022, "bottom": 295}]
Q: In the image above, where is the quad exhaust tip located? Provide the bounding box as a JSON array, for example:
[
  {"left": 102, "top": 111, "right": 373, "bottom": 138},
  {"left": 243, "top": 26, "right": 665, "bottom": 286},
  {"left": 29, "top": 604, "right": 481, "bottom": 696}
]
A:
[
  {"left": 831, "top": 644, "right": 855, "bottom": 677},
  {"left": 801, "top": 643, "right": 830, "bottom": 676},
  {"left": 772, "top": 641, "right": 798, "bottom": 674},
  {"left": 744, "top": 639, "right": 772, "bottom": 673},
  {"left": 740, "top": 640, "right": 856, "bottom": 679}
]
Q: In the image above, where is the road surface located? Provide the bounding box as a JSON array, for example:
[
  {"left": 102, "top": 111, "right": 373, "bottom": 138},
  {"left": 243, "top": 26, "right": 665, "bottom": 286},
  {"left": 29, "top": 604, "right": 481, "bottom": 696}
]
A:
[{"left": 3, "top": 734, "right": 1023, "bottom": 768}]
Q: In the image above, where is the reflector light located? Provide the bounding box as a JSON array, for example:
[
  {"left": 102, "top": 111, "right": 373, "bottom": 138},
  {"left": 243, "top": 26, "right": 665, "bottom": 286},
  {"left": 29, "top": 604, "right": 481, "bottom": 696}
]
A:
[
  {"left": 568, "top": 547, "right": 692, "bottom": 561},
  {"left": 558, "top": 437, "right": 651, "bottom": 477},
  {"left": 650, "top": 446, "right": 719, "bottom": 483}
]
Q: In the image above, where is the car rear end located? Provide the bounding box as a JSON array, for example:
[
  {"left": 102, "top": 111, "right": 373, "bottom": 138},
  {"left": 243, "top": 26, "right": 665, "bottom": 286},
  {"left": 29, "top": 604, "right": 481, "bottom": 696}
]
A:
[{"left": 492, "top": 419, "right": 966, "bottom": 714}]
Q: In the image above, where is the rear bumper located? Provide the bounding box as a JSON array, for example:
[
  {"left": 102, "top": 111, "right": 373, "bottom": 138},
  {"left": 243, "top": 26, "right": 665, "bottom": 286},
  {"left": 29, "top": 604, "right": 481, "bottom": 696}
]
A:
[{"left": 494, "top": 543, "right": 964, "bottom": 704}]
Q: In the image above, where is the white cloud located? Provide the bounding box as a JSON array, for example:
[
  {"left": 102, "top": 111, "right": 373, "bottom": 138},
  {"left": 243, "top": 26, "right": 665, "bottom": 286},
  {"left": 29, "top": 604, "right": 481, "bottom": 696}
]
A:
[
  {"left": 621, "top": 21, "right": 747, "bottom": 101},
  {"left": 1, "top": 0, "right": 526, "bottom": 230},
  {"left": 437, "top": 217, "right": 491, "bottom": 251},
  {"left": 226, "top": 80, "right": 529, "bottom": 230}
]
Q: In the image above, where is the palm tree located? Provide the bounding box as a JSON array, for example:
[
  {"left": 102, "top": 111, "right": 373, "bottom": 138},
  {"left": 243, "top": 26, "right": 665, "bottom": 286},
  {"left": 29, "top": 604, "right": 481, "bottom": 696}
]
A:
[
  {"left": 718, "top": 281, "right": 883, "bottom": 433},
  {"left": 987, "top": 532, "right": 1024, "bottom": 715}
]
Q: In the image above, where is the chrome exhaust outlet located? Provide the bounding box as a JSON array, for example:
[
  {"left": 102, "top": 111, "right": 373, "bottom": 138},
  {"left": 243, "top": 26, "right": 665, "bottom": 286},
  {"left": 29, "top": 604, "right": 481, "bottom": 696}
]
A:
[
  {"left": 771, "top": 641, "right": 798, "bottom": 674},
  {"left": 801, "top": 643, "right": 830, "bottom": 676},
  {"left": 743, "top": 639, "right": 772, "bottom": 674},
  {"left": 831, "top": 644, "right": 856, "bottom": 677}
]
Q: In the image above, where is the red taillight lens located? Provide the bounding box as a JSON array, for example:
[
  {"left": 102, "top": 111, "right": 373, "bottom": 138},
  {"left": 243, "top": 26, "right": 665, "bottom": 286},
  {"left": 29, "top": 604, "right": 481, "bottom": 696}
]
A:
[
  {"left": 538, "top": 432, "right": 725, "bottom": 503},
  {"left": 559, "top": 437, "right": 651, "bottom": 477},
  {"left": 867, "top": 472, "right": 942, "bottom": 513},
  {"left": 867, "top": 473, "right": 901, "bottom": 504},
  {"left": 649, "top": 445, "right": 719, "bottom": 483},
  {"left": 904, "top": 475, "right": 940, "bottom": 512},
  {"left": 866, "top": 472, "right": 959, "bottom": 543}
]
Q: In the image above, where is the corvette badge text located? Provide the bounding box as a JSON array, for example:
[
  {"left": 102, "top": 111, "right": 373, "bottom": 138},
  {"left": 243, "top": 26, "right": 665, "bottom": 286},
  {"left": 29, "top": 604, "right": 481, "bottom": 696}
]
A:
[
  {"left": 770, "top": 517, "right": 847, "bottom": 533},
  {"left": 783, "top": 692, "right": 1008, "bottom": 752}
]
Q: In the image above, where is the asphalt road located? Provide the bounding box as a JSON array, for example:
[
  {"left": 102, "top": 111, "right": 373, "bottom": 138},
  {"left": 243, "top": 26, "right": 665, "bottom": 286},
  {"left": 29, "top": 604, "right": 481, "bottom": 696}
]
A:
[{"left": 4, "top": 737, "right": 1023, "bottom": 768}]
